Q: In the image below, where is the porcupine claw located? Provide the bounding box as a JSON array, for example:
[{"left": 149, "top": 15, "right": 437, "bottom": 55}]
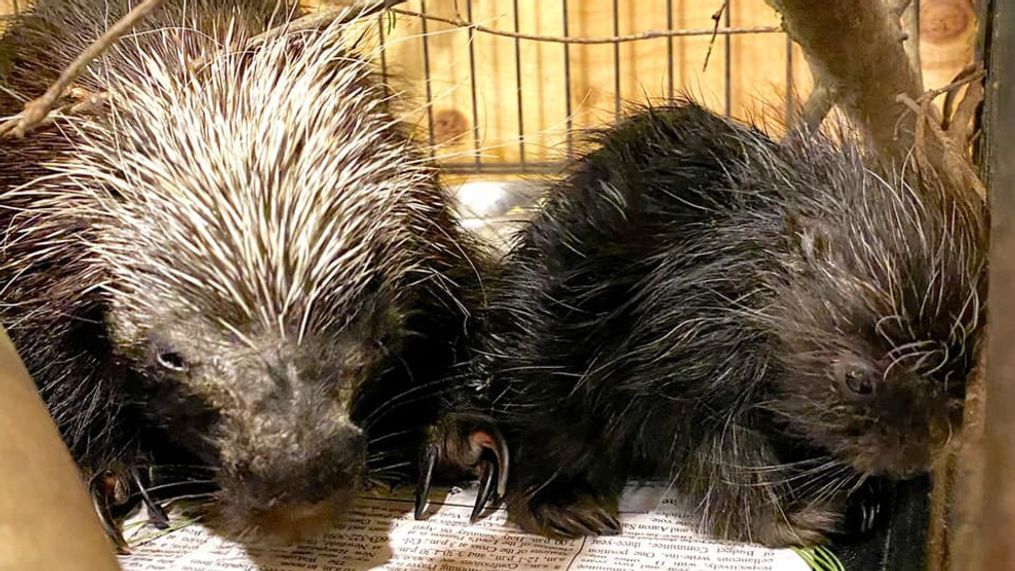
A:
[
  {"left": 470, "top": 454, "right": 497, "bottom": 523},
  {"left": 843, "top": 479, "right": 890, "bottom": 536},
  {"left": 414, "top": 444, "right": 437, "bottom": 520},
  {"left": 414, "top": 413, "right": 509, "bottom": 523},
  {"left": 130, "top": 466, "right": 170, "bottom": 530},
  {"left": 89, "top": 469, "right": 136, "bottom": 554}
]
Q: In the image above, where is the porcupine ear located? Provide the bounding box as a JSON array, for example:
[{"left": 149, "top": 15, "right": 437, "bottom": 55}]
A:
[{"left": 785, "top": 211, "right": 832, "bottom": 268}]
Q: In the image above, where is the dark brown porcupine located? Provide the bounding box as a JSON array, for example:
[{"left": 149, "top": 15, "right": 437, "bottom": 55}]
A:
[
  {"left": 0, "top": 0, "right": 487, "bottom": 545},
  {"left": 431, "top": 99, "right": 986, "bottom": 548}
]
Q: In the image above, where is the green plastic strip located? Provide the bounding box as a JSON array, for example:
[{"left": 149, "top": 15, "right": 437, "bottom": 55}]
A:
[{"left": 792, "top": 546, "right": 846, "bottom": 571}]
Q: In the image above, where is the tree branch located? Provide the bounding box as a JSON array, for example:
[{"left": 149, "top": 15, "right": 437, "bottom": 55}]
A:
[
  {"left": 702, "top": 1, "right": 729, "bottom": 72},
  {"left": 765, "top": 0, "right": 925, "bottom": 162},
  {"left": 764, "top": 0, "right": 987, "bottom": 205},
  {"left": 0, "top": 0, "right": 165, "bottom": 139}
]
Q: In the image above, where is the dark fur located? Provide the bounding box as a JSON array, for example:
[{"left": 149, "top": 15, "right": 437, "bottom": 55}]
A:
[
  {"left": 475, "top": 101, "right": 986, "bottom": 547},
  {"left": 0, "top": 0, "right": 487, "bottom": 541}
]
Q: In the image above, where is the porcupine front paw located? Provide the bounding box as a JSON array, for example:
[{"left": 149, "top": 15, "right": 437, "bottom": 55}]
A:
[
  {"left": 89, "top": 462, "right": 144, "bottom": 553},
  {"left": 750, "top": 505, "right": 839, "bottom": 548},
  {"left": 88, "top": 459, "right": 172, "bottom": 553},
  {"left": 507, "top": 484, "right": 621, "bottom": 539},
  {"left": 840, "top": 478, "right": 890, "bottom": 537},
  {"left": 414, "top": 412, "right": 509, "bottom": 522}
]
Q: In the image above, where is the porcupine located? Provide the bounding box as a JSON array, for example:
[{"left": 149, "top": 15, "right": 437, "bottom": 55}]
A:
[
  {"left": 426, "top": 99, "right": 986, "bottom": 547},
  {"left": 0, "top": 0, "right": 488, "bottom": 545}
]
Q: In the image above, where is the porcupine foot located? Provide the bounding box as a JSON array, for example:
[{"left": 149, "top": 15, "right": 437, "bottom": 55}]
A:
[
  {"left": 414, "top": 412, "right": 509, "bottom": 522},
  {"left": 88, "top": 459, "right": 171, "bottom": 553},
  {"left": 750, "top": 480, "right": 889, "bottom": 547},
  {"left": 507, "top": 481, "right": 621, "bottom": 539},
  {"left": 750, "top": 505, "right": 839, "bottom": 547},
  {"left": 840, "top": 478, "right": 891, "bottom": 537}
]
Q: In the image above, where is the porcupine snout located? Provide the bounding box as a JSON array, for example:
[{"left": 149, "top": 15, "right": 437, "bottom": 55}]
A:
[{"left": 204, "top": 356, "right": 369, "bottom": 543}]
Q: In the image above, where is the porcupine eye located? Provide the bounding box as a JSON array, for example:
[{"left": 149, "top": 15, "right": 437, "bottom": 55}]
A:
[
  {"left": 833, "top": 357, "right": 875, "bottom": 399},
  {"left": 843, "top": 370, "right": 872, "bottom": 395},
  {"left": 156, "top": 350, "right": 188, "bottom": 373}
]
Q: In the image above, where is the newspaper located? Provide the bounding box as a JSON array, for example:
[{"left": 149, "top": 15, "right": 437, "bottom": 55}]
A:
[{"left": 117, "top": 484, "right": 810, "bottom": 571}]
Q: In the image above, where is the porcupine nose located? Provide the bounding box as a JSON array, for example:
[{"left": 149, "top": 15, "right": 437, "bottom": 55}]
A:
[
  {"left": 209, "top": 357, "right": 371, "bottom": 539},
  {"left": 243, "top": 421, "right": 367, "bottom": 505},
  {"left": 212, "top": 418, "right": 367, "bottom": 542}
]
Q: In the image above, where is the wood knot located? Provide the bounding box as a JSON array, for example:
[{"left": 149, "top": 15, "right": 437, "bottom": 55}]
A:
[
  {"left": 920, "top": 0, "right": 974, "bottom": 44},
  {"left": 432, "top": 108, "right": 470, "bottom": 145}
]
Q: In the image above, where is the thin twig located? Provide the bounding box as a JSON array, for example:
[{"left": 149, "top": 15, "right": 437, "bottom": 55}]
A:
[
  {"left": 1, "top": 0, "right": 404, "bottom": 137},
  {"left": 702, "top": 1, "right": 730, "bottom": 72},
  {"left": 949, "top": 79, "right": 983, "bottom": 151},
  {"left": 941, "top": 63, "right": 985, "bottom": 131},
  {"left": 248, "top": 0, "right": 407, "bottom": 50},
  {"left": 390, "top": 7, "right": 779, "bottom": 45},
  {"left": 0, "top": 0, "right": 165, "bottom": 139},
  {"left": 187, "top": 0, "right": 407, "bottom": 72},
  {"left": 897, "top": 93, "right": 987, "bottom": 198},
  {"left": 3, "top": 90, "right": 109, "bottom": 134}
]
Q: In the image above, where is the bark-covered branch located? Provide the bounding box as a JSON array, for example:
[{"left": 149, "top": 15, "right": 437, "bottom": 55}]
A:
[
  {"left": 764, "top": 0, "right": 924, "bottom": 161},
  {"left": 765, "top": 0, "right": 984, "bottom": 200},
  {"left": 0, "top": 0, "right": 165, "bottom": 138}
]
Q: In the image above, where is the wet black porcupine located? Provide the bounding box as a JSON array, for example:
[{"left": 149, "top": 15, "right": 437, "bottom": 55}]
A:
[
  {"left": 0, "top": 0, "right": 487, "bottom": 544},
  {"left": 463, "top": 100, "right": 985, "bottom": 547}
]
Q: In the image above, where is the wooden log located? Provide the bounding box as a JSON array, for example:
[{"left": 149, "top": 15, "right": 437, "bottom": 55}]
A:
[{"left": 0, "top": 326, "right": 121, "bottom": 571}]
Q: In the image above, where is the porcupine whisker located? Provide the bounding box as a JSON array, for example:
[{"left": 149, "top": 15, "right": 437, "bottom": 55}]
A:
[
  {"left": 811, "top": 468, "right": 860, "bottom": 509},
  {"left": 146, "top": 492, "right": 218, "bottom": 507},
  {"left": 725, "top": 456, "right": 837, "bottom": 473},
  {"left": 915, "top": 348, "right": 951, "bottom": 376},
  {"left": 368, "top": 462, "right": 413, "bottom": 475},
  {"left": 802, "top": 476, "right": 851, "bottom": 513},
  {"left": 796, "top": 463, "right": 854, "bottom": 497},
  {"left": 364, "top": 389, "right": 467, "bottom": 430},
  {"left": 367, "top": 429, "right": 418, "bottom": 446},
  {"left": 143, "top": 464, "right": 220, "bottom": 474},
  {"left": 367, "top": 449, "right": 406, "bottom": 461},
  {"left": 362, "top": 376, "right": 462, "bottom": 425},
  {"left": 885, "top": 338, "right": 940, "bottom": 358},
  {"left": 235, "top": 526, "right": 256, "bottom": 545},
  {"left": 132, "top": 480, "right": 218, "bottom": 495}
]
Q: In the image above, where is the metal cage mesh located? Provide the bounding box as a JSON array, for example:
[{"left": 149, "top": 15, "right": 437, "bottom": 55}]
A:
[{"left": 369, "top": 0, "right": 919, "bottom": 175}]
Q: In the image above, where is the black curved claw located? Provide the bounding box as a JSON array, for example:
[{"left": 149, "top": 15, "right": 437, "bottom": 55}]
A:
[
  {"left": 414, "top": 443, "right": 437, "bottom": 520},
  {"left": 415, "top": 413, "right": 510, "bottom": 523},
  {"left": 470, "top": 458, "right": 496, "bottom": 523},
  {"left": 484, "top": 425, "right": 510, "bottom": 500},
  {"left": 89, "top": 474, "right": 132, "bottom": 554},
  {"left": 130, "top": 467, "right": 170, "bottom": 530}
]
